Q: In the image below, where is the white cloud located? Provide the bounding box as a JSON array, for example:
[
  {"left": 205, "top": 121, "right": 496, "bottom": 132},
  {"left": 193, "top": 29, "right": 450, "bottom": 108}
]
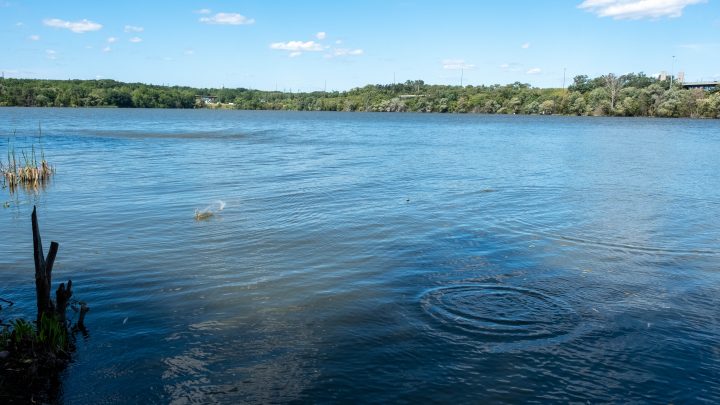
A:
[
  {"left": 103, "top": 46, "right": 111, "bottom": 52},
  {"left": 107, "top": 36, "right": 117, "bottom": 43},
  {"left": 124, "top": 25, "right": 144, "bottom": 33},
  {"left": 500, "top": 62, "right": 522, "bottom": 72},
  {"left": 526, "top": 67, "right": 542, "bottom": 74},
  {"left": 15, "top": 22, "right": 23, "bottom": 26},
  {"left": 333, "top": 48, "right": 364, "bottom": 56},
  {"left": 45, "top": 49, "right": 57, "bottom": 59},
  {"left": 289, "top": 51, "right": 302, "bottom": 58},
  {"left": 184, "top": 49, "right": 195, "bottom": 55},
  {"left": 129, "top": 37, "right": 143, "bottom": 43},
  {"left": 43, "top": 18, "right": 102, "bottom": 33},
  {"left": 28, "top": 34, "right": 40, "bottom": 41},
  {"left": 270, "top": 40, "right": 323, "bottom": 52},
  {"left": 442, "top": 59, "right": 475, "bottom": 70},
  {"left": 578, "top": 0, "right": 706, "bottom": 20},
  {"left": 521, "top": 42, "right": 530, "bottom": 49},
  {"left": 316, "top": 31, "right": 327, "bottom": 40},
  {"left": 200, "top": 12, "right": 254, "bottom": 25},
  {"left": 195, "top": 8, "right": 212, "bottom": 14},
  {"left": 678, "top": 43, "right": 719, "bottom": 51},
  {"left": 335, "top": 39, "right": 343, "bottom": 44}
]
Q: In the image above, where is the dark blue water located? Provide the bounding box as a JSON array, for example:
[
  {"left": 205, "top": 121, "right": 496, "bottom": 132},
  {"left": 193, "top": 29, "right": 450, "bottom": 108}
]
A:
[{"left": 1, "top": 108, "right": 720, "bottom": 403}]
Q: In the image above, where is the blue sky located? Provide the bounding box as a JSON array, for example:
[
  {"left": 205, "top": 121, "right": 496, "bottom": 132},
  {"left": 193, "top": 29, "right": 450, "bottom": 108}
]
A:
[{"left": 1, "top": 0, "right": 719, "bottom": 90}]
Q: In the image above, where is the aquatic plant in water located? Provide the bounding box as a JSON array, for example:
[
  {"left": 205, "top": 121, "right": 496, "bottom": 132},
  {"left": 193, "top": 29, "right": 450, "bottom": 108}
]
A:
[{"left": 2, "top": 141, "right": 55, "bottom": 191}]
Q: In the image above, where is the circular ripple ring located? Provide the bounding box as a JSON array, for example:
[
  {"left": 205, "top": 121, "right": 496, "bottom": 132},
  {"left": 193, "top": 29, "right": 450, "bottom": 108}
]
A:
[{"left": 421, "top": 285, "right": 579, "bottom": 343}]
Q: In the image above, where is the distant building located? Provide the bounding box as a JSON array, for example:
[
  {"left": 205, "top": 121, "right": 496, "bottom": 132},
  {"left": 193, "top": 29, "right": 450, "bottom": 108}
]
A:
[
  {"left": 659, "top": 71, "right": 668, "bottom": 81},
  {"left": 195, "top": 95, "right": 218, "bottom": 104},
  {"left": 677, "top": 71, "right": 685, "bottom": 84}
]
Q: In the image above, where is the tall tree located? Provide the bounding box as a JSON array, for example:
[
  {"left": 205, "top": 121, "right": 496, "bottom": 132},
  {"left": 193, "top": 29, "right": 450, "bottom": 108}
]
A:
[{"left": 603, "top": 73, "right": 626, "bottom": 112}]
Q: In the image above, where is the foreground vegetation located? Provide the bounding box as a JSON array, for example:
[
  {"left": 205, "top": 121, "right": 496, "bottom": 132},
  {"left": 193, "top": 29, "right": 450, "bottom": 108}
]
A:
[
  {"left": 0, "top": 208, "right": 88, "bottom": 403},
  {"left": 0, "top": 73, "right": 718, "bottom": 118}
]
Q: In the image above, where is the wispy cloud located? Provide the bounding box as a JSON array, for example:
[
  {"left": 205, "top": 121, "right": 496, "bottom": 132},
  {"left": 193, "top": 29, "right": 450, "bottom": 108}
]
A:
[
  {"left": 124, "top": 25, "right": 144, "bottom": 33},
  {"left": 184, "top": 49, "right": 195, "bottom": 55},
  {"left": 129, "top": 37, "right": 143, "bottom": 43},
  {"left": 442, "top": 59, "right": 475, "bottom": 70},
  {"left": 316, "top": 31, "right": 327, "bottom": 40},
  {"left": 45, "top": 49, "right": 58, "bottom": 60},
  {"left": 103, "top": 46, "right": 111, "bottom": 53},
  {"left": 526, "top": 67, "right": 542, "bottom": 74},
  {"left": 678, "top": 42, "right": 719, "bottom": 51},
  {"left": 270, "top": 40, "right": 323, "bottom": 52},
  {"left": 521, "top": 42, "right": 530, "bottom": 49},
  {"left": 289, "top": 52, "right": 302, "bottom": 58},
  {"left": 28, "top": 34, "right": 40, "bottom": 41},
  {"left": 107, "top": 36, "right": 117, "bottom": 43},
  {"left": 332, "top": 48, "right": 363, "bottom": 57},
  {"left": 200, "top": 12, "right": 255, "bottom": 25},
  {"left": 500, "top": 63, "right": 523, "bottom": 72},
  {"left": 578, "top": 0, "right": 706, "bottom": 20},
  {"left": 43, "top": 18, "right": 102, "bottom": 33},
  {"left": 194, "top": 8, "right": 212, "bottom": 14}
]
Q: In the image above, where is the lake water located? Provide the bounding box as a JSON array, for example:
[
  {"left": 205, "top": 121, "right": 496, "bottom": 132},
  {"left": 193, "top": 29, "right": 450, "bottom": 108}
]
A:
[{"left": 1, "top": 108, "right": 720, "bottom": 403}]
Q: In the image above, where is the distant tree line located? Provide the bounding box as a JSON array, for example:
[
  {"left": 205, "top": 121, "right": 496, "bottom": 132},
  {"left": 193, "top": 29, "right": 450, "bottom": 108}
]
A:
[{"left": 0, "top": 73, "right": 718, "bottom": 118}]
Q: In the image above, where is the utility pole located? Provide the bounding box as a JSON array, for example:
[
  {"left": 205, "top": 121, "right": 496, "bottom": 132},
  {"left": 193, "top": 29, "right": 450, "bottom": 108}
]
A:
[
  {"left": 562, "top": 68, "right": 567, "bottom": 91},
  {"left": 671, "top": 55, "right": 676, "bottom": 88},
  {"left": 460, "top": 68, "right": 464, "bottom": 87},
  {"left": 393, "top": 72, "right": 396, "bottom": 86}
]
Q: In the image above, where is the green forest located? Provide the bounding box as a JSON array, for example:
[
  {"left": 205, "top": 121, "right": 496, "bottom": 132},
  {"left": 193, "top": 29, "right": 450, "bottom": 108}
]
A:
[{"left": 1, "top": 73, "right": 718, "bottom": 118}]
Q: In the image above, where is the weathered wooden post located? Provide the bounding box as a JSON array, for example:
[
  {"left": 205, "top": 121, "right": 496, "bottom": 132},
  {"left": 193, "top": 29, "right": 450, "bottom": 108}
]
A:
[{"left": 32, "top": 206, "right": 72, "bottom": 326}]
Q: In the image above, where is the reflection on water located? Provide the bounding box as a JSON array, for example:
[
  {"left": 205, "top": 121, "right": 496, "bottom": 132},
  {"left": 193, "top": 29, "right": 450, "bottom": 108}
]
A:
[{"left": 1, "top": 109, "right": 720, "bottom": 403}]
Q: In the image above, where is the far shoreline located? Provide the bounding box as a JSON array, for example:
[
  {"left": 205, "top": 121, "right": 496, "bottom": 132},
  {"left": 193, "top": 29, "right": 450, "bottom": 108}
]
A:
[{"left": 1, "top": 75, "right": 718, "bottom": 119}]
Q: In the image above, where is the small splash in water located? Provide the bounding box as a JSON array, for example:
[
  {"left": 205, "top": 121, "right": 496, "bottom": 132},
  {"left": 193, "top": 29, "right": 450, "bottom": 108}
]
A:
[{"left": 194, "top": 200, "right": 226, "bottom": 221}]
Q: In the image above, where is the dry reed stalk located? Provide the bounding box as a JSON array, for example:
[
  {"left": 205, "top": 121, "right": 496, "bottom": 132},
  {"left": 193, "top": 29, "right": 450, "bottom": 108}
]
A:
[{"left": 1, "top": 145, "right": 54, "bottom": 190}]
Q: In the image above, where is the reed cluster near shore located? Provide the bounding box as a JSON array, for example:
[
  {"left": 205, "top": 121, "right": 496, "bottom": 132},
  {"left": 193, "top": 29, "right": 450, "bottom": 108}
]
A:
[{"left": 1, "top": 142, "right": 54, "bottom": 191}]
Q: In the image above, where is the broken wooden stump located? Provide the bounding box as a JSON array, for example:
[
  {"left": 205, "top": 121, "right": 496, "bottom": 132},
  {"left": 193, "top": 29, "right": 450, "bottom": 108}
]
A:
[{"left": 31, "top": 206, "right": 73, "bottom": 327}]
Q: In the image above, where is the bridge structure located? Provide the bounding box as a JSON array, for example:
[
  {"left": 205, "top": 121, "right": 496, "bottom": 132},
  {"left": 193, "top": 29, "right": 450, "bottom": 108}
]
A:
[{"left": 682, "top": 81, "right": 719, "bottom": 90}]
